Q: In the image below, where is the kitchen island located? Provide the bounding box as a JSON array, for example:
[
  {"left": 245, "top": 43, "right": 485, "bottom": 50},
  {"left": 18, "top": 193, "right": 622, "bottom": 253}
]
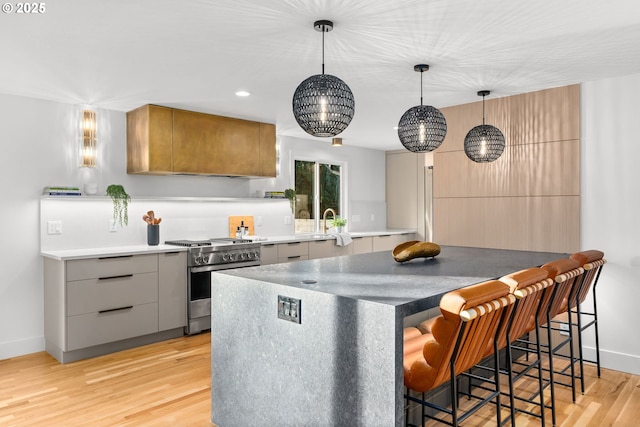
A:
[{"left": 210, "top": 246, "right": 566, "bottom": 427}]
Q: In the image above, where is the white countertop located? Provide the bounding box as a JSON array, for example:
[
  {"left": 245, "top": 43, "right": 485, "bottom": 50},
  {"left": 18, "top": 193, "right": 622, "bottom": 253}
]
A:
[
  {"left": 259, "top": 229, "right": 415, "bottom": 244},
  {"left": 40, "top": 229, "right": 416, "bottom": 260},
  {"left": 41, "top": 244, "right": 188, "bottom": 261}
]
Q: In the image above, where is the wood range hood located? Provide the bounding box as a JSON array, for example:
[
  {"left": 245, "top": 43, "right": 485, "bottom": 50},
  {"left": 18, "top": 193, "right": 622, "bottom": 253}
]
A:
[{"left": 126, "top": 104, "right": 276, "bottom": 178}]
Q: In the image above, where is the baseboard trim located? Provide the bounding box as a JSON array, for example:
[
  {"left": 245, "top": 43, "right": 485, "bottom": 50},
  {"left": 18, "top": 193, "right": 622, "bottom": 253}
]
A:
[
  {"left": 583, "top": 345, "right": 640, "bottom": 376},
  {"left": 46, "top": 328, "right": 185, "bottom": 364},
  {"left": 0, "top": 336, "right": 45, "bottom": 360}
]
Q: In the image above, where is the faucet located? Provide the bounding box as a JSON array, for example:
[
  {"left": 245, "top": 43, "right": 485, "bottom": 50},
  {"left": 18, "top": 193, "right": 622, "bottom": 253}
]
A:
[{"left": 322, "top": 208, "right": 337, "bottom": 234}]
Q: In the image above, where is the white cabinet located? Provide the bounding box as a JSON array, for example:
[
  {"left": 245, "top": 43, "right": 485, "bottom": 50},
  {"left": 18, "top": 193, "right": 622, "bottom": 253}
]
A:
[
  {"left": 277, "top": 241, "right": 309, "bottom": 263},
  {"left": 260, "top": 244, "right": 278, "bottom": 265},
  {"left": 158, "top": 251, "right": 187, "bottom": 331},
  {"left": 63, "top": 255, "right": 159, "bottom": 351},
  {"left": 308, "top": 239, "right": 333, "bottom": 259},
  {"left": 372, "top": 233, "right": 416, "bottom": 252},
  {"left": 261, "top": 233, "right": 414, "bottom": 264},
  {"left": 308, "top": 239, "right": 350, "bottom": 259},
  {"left": 44, "top": 252, "right": 186, "bottom": 363},
  {"left": 350, "top": 236, "right": 373, "bottom": 254}
]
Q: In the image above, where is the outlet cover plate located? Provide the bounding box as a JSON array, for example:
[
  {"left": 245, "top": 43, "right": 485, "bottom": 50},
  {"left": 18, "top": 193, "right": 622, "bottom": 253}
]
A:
[{"left": 278, "top": 295, "right": 301, "bottom": 324}]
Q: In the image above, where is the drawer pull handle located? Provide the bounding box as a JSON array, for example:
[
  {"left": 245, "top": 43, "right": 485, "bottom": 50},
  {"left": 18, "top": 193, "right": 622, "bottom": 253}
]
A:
[
  {"left": 165, "top": 251, "right": 180, "bottom": 255},
  {"left": 97, "top": 255, "right": 133, "bottom": 260},
  {"left": 287, "top": 242, "right": 300, "bottom": 246},
  {"left": 287, "top": 255, "right": 301, "bottom": 259},
  {"left": 379, "top": 234, "right": 391, "bottom": 237},
  {"left": 98, "top": 274, "right": 134, "bottom": 281},
  {"left": 99, "top": 305, "right": 133, "bottom": 314}
]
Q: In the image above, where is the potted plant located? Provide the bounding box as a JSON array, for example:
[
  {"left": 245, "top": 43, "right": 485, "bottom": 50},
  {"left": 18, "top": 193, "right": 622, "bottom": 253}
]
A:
[
  {"left": 106, "top": 184, "right": 131, "bottom": 227},
  {"left": 331, "top": 217, "right": 347, "bottom": 233},
  {"left": 284, "top": 188, "right": 296, "bottom": 213}
]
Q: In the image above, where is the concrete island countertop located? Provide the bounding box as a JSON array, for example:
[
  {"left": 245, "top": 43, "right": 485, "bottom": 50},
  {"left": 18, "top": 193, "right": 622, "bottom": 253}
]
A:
[
  {"left": 209, "top": 245, "right": 568, "bottom": 426},
  {"left": 214, "top": 245, "right": 566, "bottom": 316}
]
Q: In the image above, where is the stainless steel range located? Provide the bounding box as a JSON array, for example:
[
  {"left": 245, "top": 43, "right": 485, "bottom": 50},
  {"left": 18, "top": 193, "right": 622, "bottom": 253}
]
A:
[{"left": 165, "top": 238, "right": 261, "bottom": 335}]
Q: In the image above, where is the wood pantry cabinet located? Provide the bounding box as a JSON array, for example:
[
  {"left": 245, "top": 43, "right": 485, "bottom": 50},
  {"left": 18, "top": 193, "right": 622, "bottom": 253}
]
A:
[
  {"left": 126, "top": 105, "right": 276, "bottom": 177},
  {"left": 43, "top": 252, "right": 187, "bottom": 364}
]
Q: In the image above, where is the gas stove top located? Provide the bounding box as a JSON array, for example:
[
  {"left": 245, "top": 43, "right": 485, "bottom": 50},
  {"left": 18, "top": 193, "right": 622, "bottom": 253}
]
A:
[
  {"left": 165, "top": 237, "right": 257, "bottom": 248},
  {"left": 165, "top": 237, "right": 261, "bottom": 267}
]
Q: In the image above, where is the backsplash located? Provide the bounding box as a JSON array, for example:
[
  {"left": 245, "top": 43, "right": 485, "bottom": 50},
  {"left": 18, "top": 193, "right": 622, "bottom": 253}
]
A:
[{"left": 40, "top": 196, "right": 292, "bottom": 251}]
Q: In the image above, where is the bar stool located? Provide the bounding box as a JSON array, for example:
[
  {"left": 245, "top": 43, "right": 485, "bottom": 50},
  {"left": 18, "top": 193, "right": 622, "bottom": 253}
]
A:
[
  {"left": 539, "top": 258, "right": 584, "bottom": 424},
  {"left": 569, "top": 250, "right": 606, "bottom": 389},
  {"left": 498, "top": 267, "right": 555, "bottom": 426},
  {"left": 403, "top": 280, "right": 514, "bottom": 427}
]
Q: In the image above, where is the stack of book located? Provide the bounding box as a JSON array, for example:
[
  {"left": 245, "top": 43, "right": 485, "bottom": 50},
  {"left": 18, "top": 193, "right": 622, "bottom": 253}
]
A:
[
  {"left": 43, "top": 186, "right": 82, "bottom": 196},
  {"left": 264, "top": 191, "right": 286, "bottom": 198}
]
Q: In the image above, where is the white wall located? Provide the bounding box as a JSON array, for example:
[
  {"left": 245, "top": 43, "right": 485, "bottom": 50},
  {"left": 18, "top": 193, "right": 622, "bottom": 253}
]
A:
[
  {"left": 7, "top": 76, "right": 639, "bottom": 376},
  {"left": 581, "top": 75, "right": 640, "bottom": 375},
  {"left": 250, "top": 135, "right": 388, "bottom": 231},
  {"left": 0, "top": 93, "right": 386, "bottom": 359}
]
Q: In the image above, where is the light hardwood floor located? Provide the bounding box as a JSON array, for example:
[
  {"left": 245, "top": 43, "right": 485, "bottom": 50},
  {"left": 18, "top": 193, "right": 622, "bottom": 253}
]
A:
[{"left": 1, "top": 333, "right": 638, "bottom": 426}]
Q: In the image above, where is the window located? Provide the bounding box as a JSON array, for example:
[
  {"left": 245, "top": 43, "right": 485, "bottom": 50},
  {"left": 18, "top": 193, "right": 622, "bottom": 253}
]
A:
[{"left": 294, "top": 160, "right": 343, "bottom": 234}]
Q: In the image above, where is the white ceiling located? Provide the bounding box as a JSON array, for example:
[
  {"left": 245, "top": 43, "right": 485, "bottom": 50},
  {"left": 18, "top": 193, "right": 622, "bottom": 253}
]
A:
[{"left": 2, "top": 0, "right": 640, "bottom": 150}]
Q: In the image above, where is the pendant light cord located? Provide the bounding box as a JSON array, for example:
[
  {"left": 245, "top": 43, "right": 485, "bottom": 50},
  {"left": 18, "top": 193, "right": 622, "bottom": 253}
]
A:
[
  {"left": 321, "top": 27, "right": 325, "bottom": 75},
  {"left": 482, "top": 93, "right": 486, "bottom": 125},
  {"left": 420, "top": 70, "right": 424, "bottom": 106}
]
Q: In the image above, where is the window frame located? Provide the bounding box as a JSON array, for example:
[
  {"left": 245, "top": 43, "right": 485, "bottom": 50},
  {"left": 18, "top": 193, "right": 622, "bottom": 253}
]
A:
[{"left": 292, "top": 156, "right": 347, "bottom": 234}]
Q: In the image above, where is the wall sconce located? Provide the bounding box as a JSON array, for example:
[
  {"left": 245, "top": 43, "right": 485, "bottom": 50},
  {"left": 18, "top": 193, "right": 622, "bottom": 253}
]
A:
[
  {"left": 80, "top": 109, "right": 97, "bottom": 168},
  {"left": 331, "top": 137, "right": 343, "bottom": 147}
]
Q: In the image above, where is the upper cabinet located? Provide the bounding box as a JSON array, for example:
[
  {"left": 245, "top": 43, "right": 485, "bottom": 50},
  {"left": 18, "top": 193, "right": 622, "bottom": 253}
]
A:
[{"left": 126, "top": 105, "right": 276, "bottom": 177}]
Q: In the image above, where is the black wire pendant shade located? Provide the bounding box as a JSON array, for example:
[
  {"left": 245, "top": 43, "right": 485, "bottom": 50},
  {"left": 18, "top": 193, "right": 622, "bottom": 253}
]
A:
[
  {"left": 292, "top": 20, "right": 355, "bottom": 138},
  {"left": 398, "top": 64, "right": 447, "bottom": 153},
  {"left": 464, "top": 90, "right": 505, "bottom": 163}
]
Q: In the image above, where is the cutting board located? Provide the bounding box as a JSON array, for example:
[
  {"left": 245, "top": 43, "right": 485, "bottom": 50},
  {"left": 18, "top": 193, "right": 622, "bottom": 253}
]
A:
[{"left": 228, "top": 216, "right": 254, "bottom": 237}]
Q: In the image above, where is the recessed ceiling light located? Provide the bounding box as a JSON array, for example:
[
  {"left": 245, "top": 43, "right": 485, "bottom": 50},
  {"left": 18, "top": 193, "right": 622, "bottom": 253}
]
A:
[{"left": 235, "top": 91, "right": 250, "bottom": 97}]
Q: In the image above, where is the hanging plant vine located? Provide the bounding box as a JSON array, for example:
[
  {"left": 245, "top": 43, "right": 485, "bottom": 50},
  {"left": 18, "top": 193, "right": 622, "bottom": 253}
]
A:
[
  {"left": 284, "top": 188, "right": 296, "bottom": 213},
  {"left": 106, "top": 184, "right": 131, "bottom": 227}
]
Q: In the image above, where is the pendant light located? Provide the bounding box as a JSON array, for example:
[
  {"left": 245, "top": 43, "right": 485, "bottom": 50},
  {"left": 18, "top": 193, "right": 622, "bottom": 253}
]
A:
[
  {"left": 464, "top": 90, "right": 505, "bottom": 163},
  {"left": 292, "top": 20, "right": 355, "bottom": 138},
  {"left": 397, "top": 64, "right": 447, "bottom": 153}
]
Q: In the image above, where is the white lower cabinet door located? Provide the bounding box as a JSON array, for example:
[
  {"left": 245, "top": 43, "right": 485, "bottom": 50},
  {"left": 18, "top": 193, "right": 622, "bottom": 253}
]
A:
[{"left": 67, "top": 303, "right": 159, "bottom": 351}]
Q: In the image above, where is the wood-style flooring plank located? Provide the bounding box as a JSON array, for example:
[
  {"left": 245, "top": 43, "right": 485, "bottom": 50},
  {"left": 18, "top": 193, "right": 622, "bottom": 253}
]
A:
[
  {"left": 0, "top": 333, "right": 211, "bottom": 427},
  {"left": 1, "top": 332, "right": 639, "bottom": 426}
]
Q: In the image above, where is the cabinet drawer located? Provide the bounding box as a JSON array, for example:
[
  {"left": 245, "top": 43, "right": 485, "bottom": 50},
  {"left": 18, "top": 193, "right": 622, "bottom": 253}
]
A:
[
  {"left": 350, "top": 236, "right": 373, "bottom": 254},
  {"left": 67, "top": 272, "right": 159, "bottom": 316},
  {"left": 67, "top": 303, "right": 159, "bottom": 351},
  {"left": 67, "top": 254, "right": 158, "bottom": 281},
  {"left": 277, "top": 242, "right": 308, "bottom": 258},
  {"left": 278, "top": 255, "right": 309, "bottom": 263},
  {"left": 260, "top": 244, "right": 278, "bottom": 265},
  {"left": 308, "top": 239, "right": 333, "bottom": 259}
]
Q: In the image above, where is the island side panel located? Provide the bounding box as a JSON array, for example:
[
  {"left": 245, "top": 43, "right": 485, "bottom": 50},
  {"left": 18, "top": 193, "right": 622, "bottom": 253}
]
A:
[{"left": 210, "top": 273, "right": 398, "bottom": 427}]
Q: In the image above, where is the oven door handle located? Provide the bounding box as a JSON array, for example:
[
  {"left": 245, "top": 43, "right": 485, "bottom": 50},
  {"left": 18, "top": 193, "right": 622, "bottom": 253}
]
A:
[{"left": 190, "top": 261, "right": 260, "bottom": 273}]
